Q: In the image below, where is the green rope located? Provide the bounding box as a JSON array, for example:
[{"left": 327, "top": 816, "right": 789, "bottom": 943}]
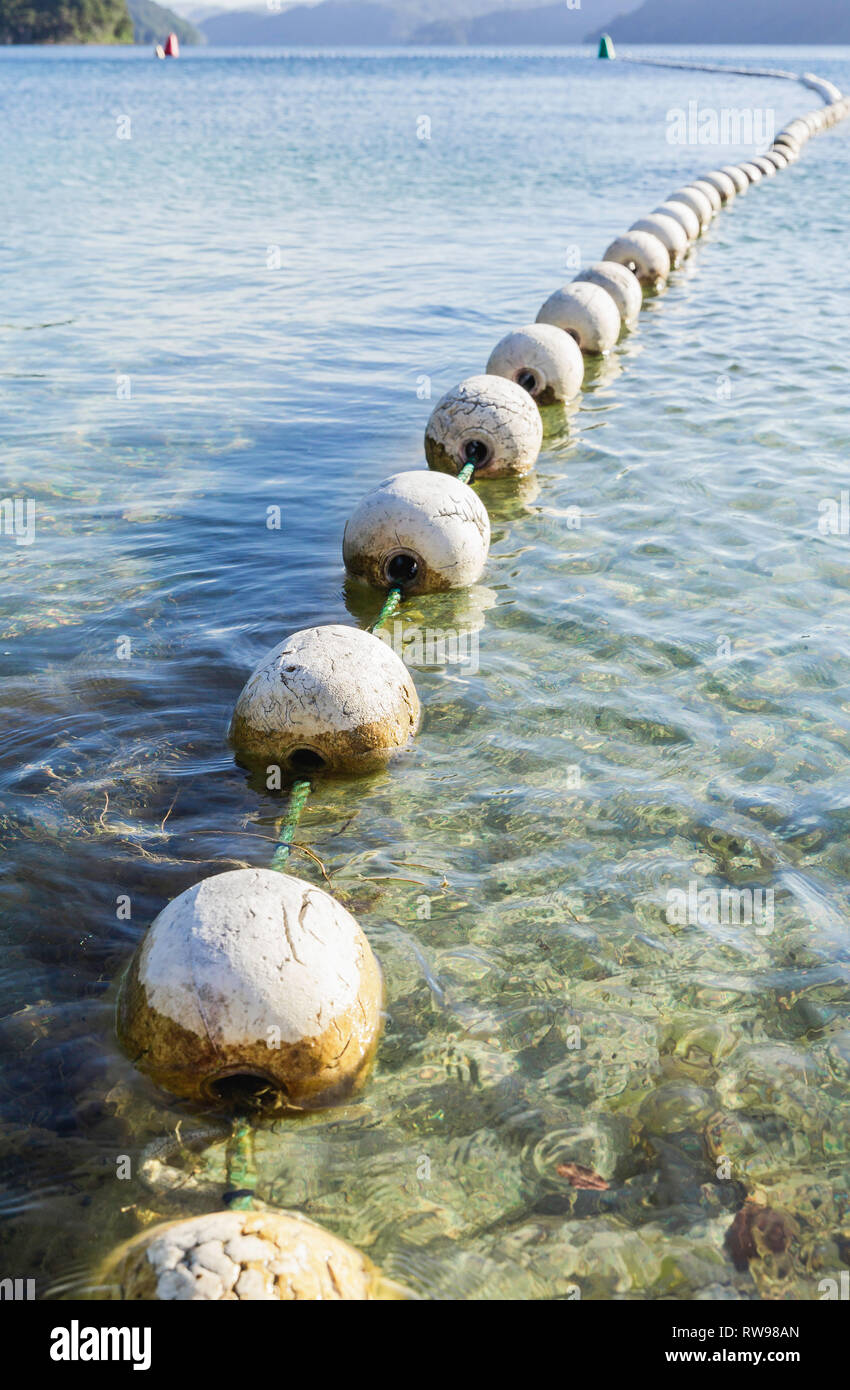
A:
[
  {"left": 457, "top": 462, "right": 475, "bottom": 484},
  {"left": 371, "top": 584, "right": 402, "bottom": 632},
  {"left": 270, "top": 778, "right": 311, "bottom": 870},
  {"left": 224, "top": 1119, "right": 256, "bottom": 1211}
]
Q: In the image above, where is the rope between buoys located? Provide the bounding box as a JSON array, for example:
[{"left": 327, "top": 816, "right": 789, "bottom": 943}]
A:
[
  {"left": 370, "top": 584, "right": 403, "bottom": 632},
  {"left": 224, "top": 1118, "right": 257, "bottom": 1211},
  {"left": 270, "top": 777, "right": 312, "bottom": 870}
]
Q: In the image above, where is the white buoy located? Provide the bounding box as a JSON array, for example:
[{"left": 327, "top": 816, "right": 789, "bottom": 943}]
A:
[
  {"left": 738, "top": 162, "right": 764, "bottom": 185},
  {"left": 117, "top": 867, "right": 384, "bottom": 1108},
  {"left": 100, "top": 1209, "right": 392, "bottom": 1301},
  {"left": 761, "top": 149, "right": 788, "bottom": 172},
  {"left": 343, "top": 470, "right": 490, "bottom": 594},
  {"left": 771, "top": 139, "right": 798, "bottom": 163},
  {"left": 654, "top": 200, "right": 701, "bottom": 241},
  {"left": 535, "top": 281, "right": 621, "bottom": 354},
  {"left": 750, "top": 155, "right": 777, "bottom": 178},
  {"left": 229, "top": 624, "right": 420, "bottom": 773},
  {"left": 690, "top": 178, "right": 723, "bottom": 213},
  {"left": 573, "top": 261, "right": 642, "bottom": 324},
  {"left": 719, "top": 166, "right": 750, "bottom": 195},
  {"left": 700, "top": 170, "right": 737, "bottom": 204},
  {"left": 486, "top": 323, "right": 585, "bottom": 405},
  {"left": 629, "top": 214, "right": 689, "bottom": 266},
  {"left": 668, "top": 186, "right": 713, "bottom": 230},
  {"left": 424, "top": 374, "right": 542, "bottom": 478},
  {"left": 602, "top": 230, "right": 670, "bottom": 286}
]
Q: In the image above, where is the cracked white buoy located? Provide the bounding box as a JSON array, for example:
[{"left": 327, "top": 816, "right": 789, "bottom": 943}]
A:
[
  {"left": 629, "top": 214, "right": 688, "bottom": 266},
  {"left": 486, "top": 323, "right": 584, "bottom": 406},
  {"left": 738, "top": 162, "right": 764, "bottom": 185},
  {"left": 668, "top": 186, "right": 713, "bottom": 230},
  {"left": 573, "top": 261, "right": 642, "bottom": 325},
  {"left": 100, "top": 1209, "right": 393, "bottom": 1301},
  {"left": 602, "top": 230, "right": 670, "bottom": 286},
  {"left": 424, "top": 374, "right": 542, "bottom": 478},
  {"left": 750, "top": 155, "right": 777, "bottom": 178},
  {"left": 654, "top": 199, "right": 700, "bottom": 241},
  {"left": 343, "top": 469, "right": 490, "bottom": 594},
  {"left": 719, "top": 166, "right": 750, "bottom": 195},
  {"left": 700, "top": 170, "right": 737, "bottom": 204},
  {"left": 535, "top": 281, "right": 621, "bottom": 354},
  {"left": 117, "top": 867, "right": 384, "bottom": 1109},
  {"left": 229, "top": 623, "right": 420, "bottom": 773}
]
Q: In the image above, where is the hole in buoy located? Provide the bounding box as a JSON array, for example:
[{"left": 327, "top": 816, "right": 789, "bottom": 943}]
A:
[
  {"left": 287, "top": 747, "right": 326, "bottom": 773},
  {"left": 385, "top": 551, "right": 419, "bottom": 586},
  {"left": 463, "top": 439, "right": 490, "bottom": 469},
  {"left": 207, "top": 1071, "right": 286, "bottom": 1111},
  {"left": 516, "top": 369, "right": 539, "bottom": 395}
]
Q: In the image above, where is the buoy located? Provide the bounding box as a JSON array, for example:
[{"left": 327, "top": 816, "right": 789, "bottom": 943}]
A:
[
  {"left": 100, "top": 1210, "right": 392, "bottom": 1300},
  {"left": 629, "top": 214, "right": 689, "bottom": 266},
  {"left": 535, "top": 281, "right": 621, "bottom": 354},
  {"left": 761, "top": 149, "right": 788, "bottom": 171},
  {"left": 164, "top": 31, "right": 179, "bottom": 57},
  {"left": 598, "top": 33, "right": 615, "bottom": 60},
  {"left": 668, "top": 186, "right": 713, "bottom": 229},
  {"left": 229, "top": 624, "right": 419, "bottom": 773},
  {"left": 424, "top": 374, "right": 543, "bottom": 478},
  {"left": 719, "top": 166, "right": 750, "bottom": 195},
  {"left": 738, "top": 162, "right": 764, "bottom": 184},
  {"left": 699, "top": 170, "right": 737, "bottom": 204},
  {"left": 342, "top": 470, "right": 490, "bottom": 594},
  {"left": 486, "top": 323, "right": 584, "bottom": 405},
  {"left": 117, "top": 867, "right": 384, "bottom": 1109},
  {"left": 750, "top": 155, "right": 777, "bottom": 178},
  {"left": 154, "top": 44, "right": 165, "bottom": 58},
  {"left": 574, "top": 261, "right": 642, "bottom": 324},
  {"left": 602, "top": 230, "right": 671, "bottom": 286},
  {"left": 690, "top": 178, "right": 723, "bottom": 213},
  {"left": 772, "top": 135, "right": 800, "bottom": 159},
  {"left": 654, "top": 199, "right": 701, "bottom": 241}
]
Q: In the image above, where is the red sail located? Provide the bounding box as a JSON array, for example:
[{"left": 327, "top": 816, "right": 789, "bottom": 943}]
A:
[{"left": 164, "top": 32, "right": 180, "bottom": 57}]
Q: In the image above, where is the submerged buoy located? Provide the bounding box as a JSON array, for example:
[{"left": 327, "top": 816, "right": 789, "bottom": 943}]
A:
[
  {"left": 668, "top": 186, "right": 713, "bottom": 230},
  {"left": 486, "top": 323, "right": 584, "bottom": 405},
  {"left": 535, "top": 281, "right": 621, "bottom": 354},
  {"left": 654, "top": 199, "right": 701, "bottom": 241},
  {"left": 343, "top": 469, "right": 490, "bottom": 594},
  {"left": 117, "top": 867, "right": 384, "bottom": 1109},
  {"left": 629, "top": 214, "right": 689, "bottom": 266},
  {"left": 424, "top": 374, "right": 543, "bottom": 478},
  {"left": 700, "top": 170, "right": 737, "bottom": 204},
  {"left": 100, "top": 1209, "right": 391, "bottom": 1301},
  {"left": 574, "top": 261, "right": 642, "bottom": 324},
  {"left": 230, "top": 624, "right": 419, "bottom": 773},
  {"left": 719, "top": 166, "right": 750, "bottom": 195},
  {"left": 602, "top": 230, "right": 671, "bottom": 286}
]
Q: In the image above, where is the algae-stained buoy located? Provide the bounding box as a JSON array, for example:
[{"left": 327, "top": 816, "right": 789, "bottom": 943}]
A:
[
  {"left": 535, "top": 281, "right": 621, "bottom": 354},
  {"left": 574, "top": 261, "right": 642, "bottom": 324},
  {"left": 597, "top": 33, "right": 615, "bottom": 60},
  {"left": 719, "top": 165, "right": 750, "bottom": 195},
  {"left": 738, "top": 161, "right": 764, "bottom": 184},
  {"left": 424, "top": 374, "right": 542, "bottom": 478},
  {"left": 230, "top": 623, "right": 419, "bottom": 773},
  {"left": 100, "top": 1209, "right": 393, "bottom": 1300},
  {"left": 654, "top": 199, "right": 701, "bottom": 241},
  {"left": 700, "top": 170, "right": 737, "bottom": 204},
  {"left": 343, "top": 469, "right": 490, "bottom": 594},
  {"left": 486, "top": 323, "right": 584, "bottom": 405},
  {"left": 117, "top": 867, "right": 384, "bottom": 1110},
  {"left": 629, "top": 214, "right": 688, "bottom": 266},
  {"left": 602, "top": 230, "right": 670, "bottom": 286},
  {"left": 668, "top": 186, "right": 713, "bottom": 230}
]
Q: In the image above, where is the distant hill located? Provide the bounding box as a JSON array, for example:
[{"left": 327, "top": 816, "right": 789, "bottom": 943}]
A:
[
  {"left": 201, "top": 1, "right": 407, "bottom": 44},
  {"left": 589, "top": 0, "right": 850, "bottom": 44},
  {"left": 0, "top": 0, "right": 133, "bottom": 41},
  {"left": 127, "top": 0, "right": 203, "bottom": 43},
  {"left": 413, "top": 3, "right": 617, "bottom": 45}
]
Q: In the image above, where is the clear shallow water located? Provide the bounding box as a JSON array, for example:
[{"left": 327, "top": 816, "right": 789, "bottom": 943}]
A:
[{"left": 1, "top": 45, "right": 850, "bottom": 1300}]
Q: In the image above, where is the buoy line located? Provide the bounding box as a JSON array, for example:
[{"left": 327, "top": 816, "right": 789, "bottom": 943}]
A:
[{"left": 104, "top": 58, "right": 849, "bottom": 1299}]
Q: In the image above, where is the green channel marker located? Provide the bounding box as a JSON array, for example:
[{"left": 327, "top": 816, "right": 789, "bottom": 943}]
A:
[{"left": 598, "top": 33, "right": 616, "bottom": 60}]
